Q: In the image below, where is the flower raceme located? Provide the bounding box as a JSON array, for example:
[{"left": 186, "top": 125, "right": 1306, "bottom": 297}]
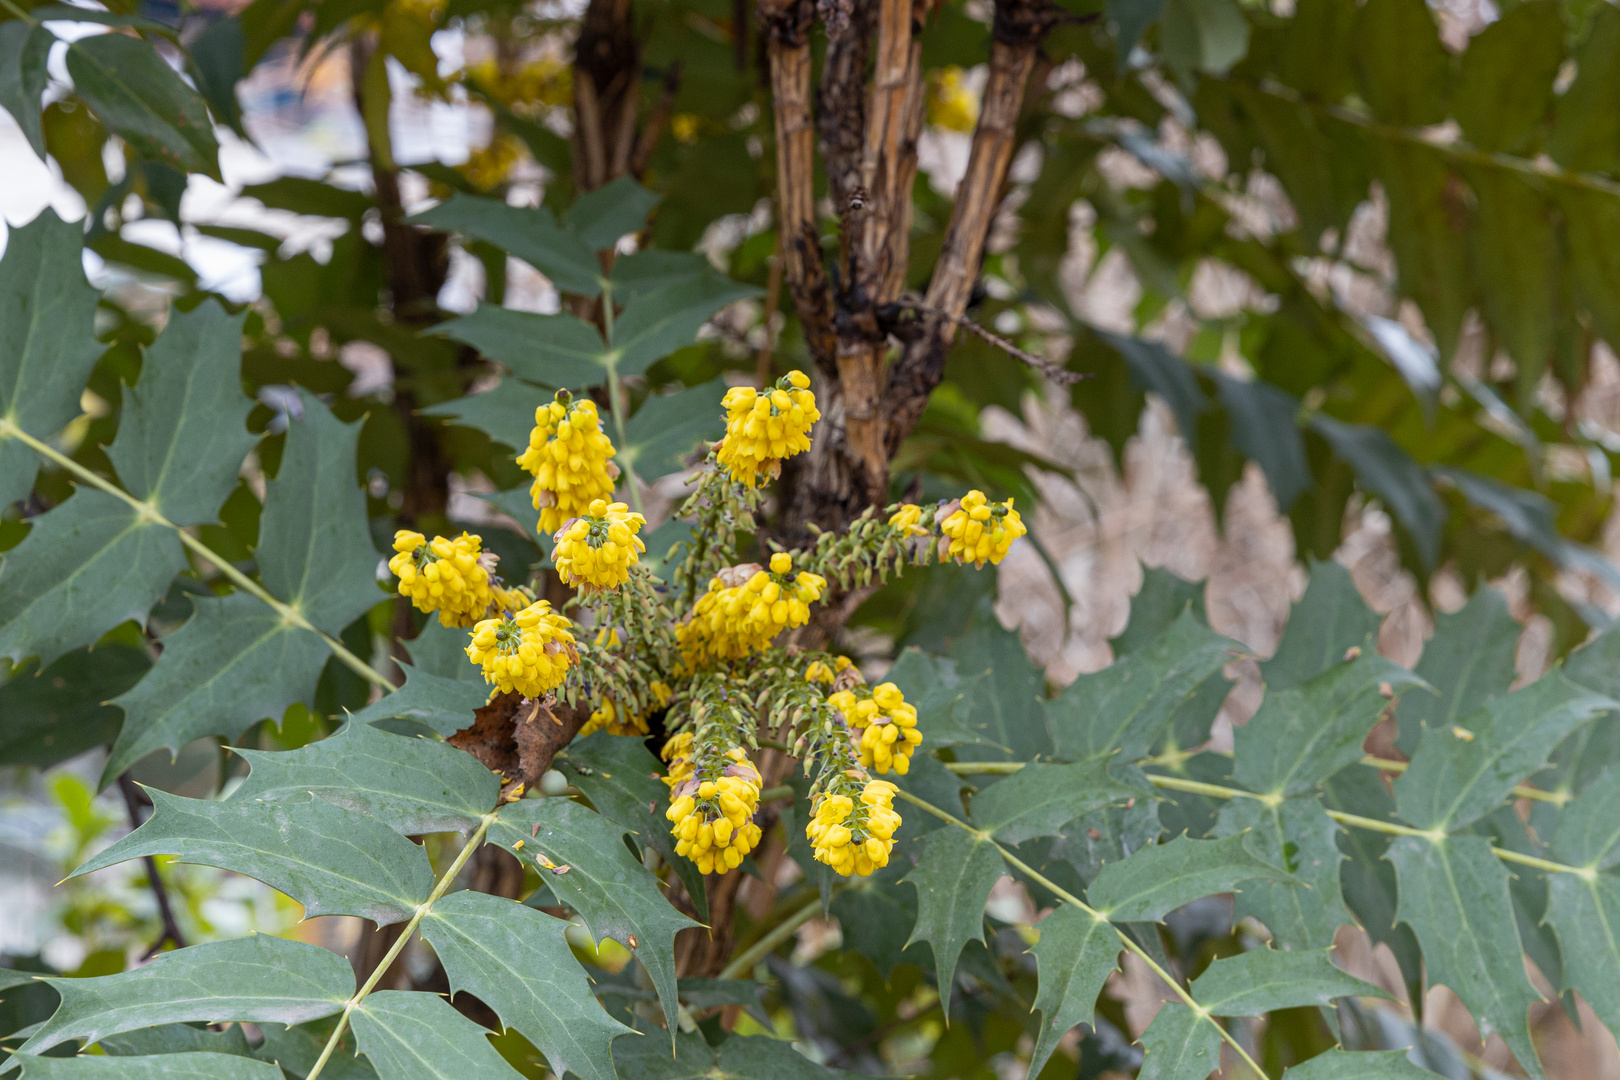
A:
[
  {"left": 552, "top": 499, "right": 647, "bottom": 589},
  {"left": 829, "top": 681, "right": 922, "bottom": 775},
  {"left": 715, "top": 371, "right": 820, "bottom": 488},
  {"left": 388, "top": 530, "right": 495, "bottom": 627},
  {"left": 807, "top": 779, "right": 901, "bottom": 877},
  {"left": 465, "top": 600, "right": 578, "bottom": 698},
  {"left": 941, "top": 490, "right": 1027, "bottom": 568},
  {"left": 517, "top": 391, "right": 620, "bottom": 533},
  {"left": 663, "top": 743, "right": 765, "bottom": 875},
  {"left": 677, "top": 552, "right": 827, "bottom": 663}
]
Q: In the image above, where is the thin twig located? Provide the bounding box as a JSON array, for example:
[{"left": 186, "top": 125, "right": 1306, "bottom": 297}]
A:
[
  {"left": 116, "top": 775, "right": 187, "bottom": 960},
  {"left": 892, "top": 298, "right": 1083, "bottom": 384}
]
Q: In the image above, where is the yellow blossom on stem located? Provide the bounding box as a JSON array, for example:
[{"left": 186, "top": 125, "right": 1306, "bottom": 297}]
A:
[
  {"left": 927, "top": 66, "right": 979, "bottom": 132},
  {"left": 553, "top": 499, "right": 647, "bottom": 589},
  {"left": 388, "top": 530, "right": 495, "bottom": 627},
  {"left": 940, "top": 490, "right": 1027, "bottom": 568},
  {"left": 664, "top": 741, "right": 765, "bottom": 875},
  {"left": 828, "top": 681, "right": 921, "bottom": 775},
  {"left": 715, "top": 371, "right": 820, "bottom": 488},
  {"left": 465, "top": 600, "right": 578, "bottom": 698},
  {"left": 805, "top": 655, "right": 854, "bottom": 685},
  {"left": 887, "top": 503, "right": 932, "bottom": 538},
  {"left": 516, "top": 390, "right": 619, "bottom": 534},
  {"left": 807, "top": 778, "right": 901, "bottom": 877},
  {"left": 582, "top": 680, "right": 671, "bottom": 738},
  {"left": 676, "top": 551, "right": 827, "bottom": 663}
]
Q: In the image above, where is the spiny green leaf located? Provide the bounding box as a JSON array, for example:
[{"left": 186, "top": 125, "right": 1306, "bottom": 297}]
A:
[
  {"left": 1135, "top": 1003, "right": 1221, "bottom": 1080},
  {"left": 830, "top": 882, "right": 922, "bottom": 979},
  {"left": 1351, "top": 0, "right": 1449, "bottom": 127},
  {"left": 1260, "top": 558, "right": 1382, "bottom": 690},
  {"left": 349, "top": 990, "right": 524, "bottom": 1080},
  {"left": 64, "top": 33, "right": 220, "bottom": 177},
  {"left": 0, "top": 210, "right": 105, "bottom": 509},
  {"left": 9, "top": 1051, "right": 282, "bottom": 1079},
  {"left": 1213, "top": 797, "right": 1349, "bottom": 950},
  {"left": 619, "top": 380, "right": 725, "bottom": 480},
  {"left": 1551, "top": 768, "right": 1620, "bottom": 870},
  {"left": 611, "top": 1029, "right": 850, "bottom": 1079},
  {"left": 902, "top": 826, "right": 1004, "bottom": 1002},
  {"left": 608, "top": 274, "right": 760, "bottom": 378},
  {"left": 1560, "top": 619, "right": 1620, "bottom": 700},
  {"left": 1188, "top": 947, "right": 1388, "bottom": 1017},
  {"left": 408, "top": 195, "right": 602, "bottom": 296},
  {"left": 1387, "top": 835, "right": 1545, "bottom": 1078},
  {"left": 1282, "top": 1049, "right": 1439, "bottom": 1079},
  {"left": 1026, "top": 904, "right": 1121, "bottom": 1078},
  {"left": 105, "top": 593, "right": 331, "bottom": 782},
  {"left": 675, "top": 979, "right": 771, "bottom": 1029},
  {"left": 0, "top": 492, "right": 183, "bottom": 668},
  {"left": 1395, "top": 670, "right": 1616, "bottom": 831},
  {"left": 231, "top": 720, "right": 498, "bottom": 833},
  {"left": 420, "top": 890, "right": 634, "bottom": 1080},
  {"left": 0, "top": 23, "right": 51, "bottom": 159},
  {"left": 1544, "top": 872, "right": 1620, "bottom": 1043},
  {"left": 107, "top": 300, "right": 254, "bottom": 526},
  {"left": 403, "top": 622, "right": 487, "bottom": 682},
  {"left": 18, "top": 935, "right": 351, "bottom": 1053},
  {"left": 606, "top": 250, "right": 715, "bottom": 303},
  {"left": 489, "top": 797, "right": 699, "bottom": 1035},
  {"left": 1046, "top": 610, "right": 1242, "bottom": 764},
  {"left": 258, "top": 389, "right": 381, "bottom": 633},
  {"left": 947, "top": 612, "right": 1051, "bottom": 761},
  {"left": 97, "top": 1022, "right": 253, "bottom": 1057},
  {"left": 1395, "top": 586, "right": 1520, "bottom": 756},
  {"left": 346, "top": 662, "right": 490, "bottom": 737},
  {"left": 1311, "top": 415, "right": 1444, "bottom": 569},
  {"left": 421, "top": 378, "right": 553, "bottom": 453},
  {"left": 1087, "top": 833, "right": 1298, "bottom": 923},
  {"left": 884, "top": 649, "right": 997, "bottom": 751},
  {"left": 564, "top": 177, "right": 661, "bottom": 250},
  {"left": 968, "top": 762, "right": 1135, "bottom": 846},
  {"left": 71, "top": 788, "right": 433, "bottom": 925},
  {"left": 556, "top": 731, "right": 709, "bottom": 921},
  {"left": 253, "top": 1021, "right": 374, "bottom": 1079},
  {"left": 431, "top": 308, "right": 606, "bottom": 390},
  {"left": 1234, "top": 654, "right": 1424, "bottom": 798},
  {"left": 1109, "top": 567, "right": 1205, "bottom": 657}
]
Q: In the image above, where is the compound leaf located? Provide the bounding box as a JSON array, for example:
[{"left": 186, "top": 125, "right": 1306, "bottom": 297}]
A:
[
  {"left": 0, "top": 491, "right": 184, "bottom": 668},
  {"left": 431, "top": 307, "right": 606, "bottom": 390},
  {"left": 1136, "top": 1003, "right": 1221, "bottom": 1080},
  {"left": 18, "top": 935, "right": 351, "bottom": 1053},
  {"left": 1087, "top": 834, "right": 1298, "bottom": 923},
  {"left": 408, "top": 195, "right": 601, "bottom": 296},
  {"left": 1387, "top": 835, "right": 1545, "bottom": 1078},
  {"left": 107, "top": 300, "right": 255, "bottom": 526},
  {"left": 1188, "top": 947, "right": 1388, "bottom": 1017},
  {"left": 563, "top": 177, "right": 661, "bottom": 250},
  {"left": 0, "top": 210, "right": 105, "bottom": 509},
  {"left": 969, "top": 762, "right": 1136, "bottom": 846},
  {"left": 1026, "top": 904, "right": 1121, "bottom": 1078},
  {"left": 231, "top": 720, "right": 498, "bottom": 833},
  {"left": 1395, "top": 586, "right": 1520, "bottom": 756},
  {"left": 71, "top": 788, "right": 433, "bottom": 926},
  {"left": 1046, "top": 610, "right": 1244, "bottom": 764},
  {"left": 489, "top": 797, "right": 698, "bottom": 1035},
  {"left": 64, "top": 33, "right": 220, "bottom": 178},
  {"left": 420, "top": 890, "right": 634, "bottom": 1080},
  {"left": 349, "top": 990, "right": 524, "bottom": 1080},
  {"left": 611, "top": 1029, "right": 849, "bottom": 1079},
  {"left": 8, "top": 1052, "right": 281, "bottom": 1079},
  {"left": 1213, "top": 797, "right": 1349, "bottom": 950},
  {"left": 346, "top": 663, "right": 491, "bottom": 738},
  {"left": 902, "top": 826, "right": 1004, "bottom": 1001},
  {"left": 1395, "top": 670, "right": 1616, "bottom": 831}
]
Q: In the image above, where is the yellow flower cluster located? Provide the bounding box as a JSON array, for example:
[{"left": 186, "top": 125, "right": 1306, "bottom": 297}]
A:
[
  {"left": 677, "top": 552, "right": 827, "bottom": 663},
  {"left": 887, "top": 503, "right": 932, "bottom": 538},
  {"left": 663, "top": 740, "right": 765, "bottom": 875},
  {"left": 388, "top": 531, "right": 495, "bottom": 628},
  {"left": 582, "top": 679, "right": 671, "bottom": 738},
  {"left": 805, "top": 655, "right": 854, "bottom": 685},
  {"left": 715, "top": 372, "right": 820, "bottom": 488},
  {"left": 807, "top": 779, "right": 900, "bottom": 877},
  {"left": 829, "top": 681, "right": 922, "bottom": 775},
  {"left": 942, "top": 490, "right": 1027, "bottom": 568},
  {"left": 552, "top": 499, "right": 647, "bottom": 589},
  {"left": 927, "top": 66, "right": 979, "bottom": 133},
  {"left": 517, "top": 392, "right": 619, "bottom": 534},
  {"left": 465, "top": 600, "right": 578, "bottom": 698}
]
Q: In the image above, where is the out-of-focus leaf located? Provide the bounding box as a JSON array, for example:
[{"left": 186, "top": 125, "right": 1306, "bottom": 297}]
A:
[
  {"left": 350, "top": 990, "right": 525, "bottom": 1080},
  {"left": 1395, "top": 586, "right": 1520, "bottom": 756},
  {"left": 620, "top": 380, "right": 725, "bottom": 480},
  {"left": 1214, "top": 797, "right": 1350, "bottom": 950},
  {"left": 1161, "top": 0, "right": 1249, "bottom": 80},
  {"left": 1465, "top": 169, "right": 1559, "bottom": 402},
  {"left": 420, "top": 377, "right": 552, "bottom": 452},
  {"left": 1368, "top": 139, "right": 1470, "bottom": 359},
  {"left": 1311, "top": 415, "right": 1444, "bottom": 570},
  {"left": 97, "top": 1022, "right": 253, "bottom": 1057},
  {"left": 947, "top": 612, "right": 1052, "bottom": 761},
  {"left": 71, "top": 789, "right": 434, "bottom": 925},
  {"left": 409, "top": 195, "right": 602, "bottom": 296},
  {"left": 1557, "top": 183, "right": 1620, "bottom": 355},
  {"left": 346, "top": 663, "right": 491, "bottom": 737},
  {"left": 1135, "top": 1003, "right": 1221, "bottom": 1080},
  {"left": 231, "top": 719, "right": 497, "bottom": 832},
  {"left": 188, "top": 15, "right": 246, "bottom": 136},
  {"left": 1439, "top": 467, "right": 1620, "bottom": 594},
  {"left": 902, "top": 825, "right": 1004, "bottom": 999},
  {"left": 968, "top": 762, "right": 1135, "bottom": 846},
  {"left": 65, "top": 33, "right": 221, "bottom": 179},
  {"left": 563, "top": 177, "right": 661, "bottom": 250},
  {"left": 242, "top": 176, "right": 371, "bottom": 220},
  {"left": 431, "top": 306, "right": 606, "bottom": 389},
  {"left": 1282, "top": 1049, "right": 1440, "bottom": 1079},
  {"left": 1452, "top": 1, "right": 1562, "bottom": 154},
  {"left": 489, "top": 797, "right": 699, "bottom": 1034},
  {"left": 1026, "top": 903, "right": 1120, "bottom": 1078},
  {"left": 1548, "top": 5, "right": 1620, "bottom": 173},
  {"left": 609, "top": 274, "right": 760, "bottom": 378},
  {"left": 1087, "top": 834, "right": 1298, "bottom": 923},
  {"left": 1188, "top": 948, "right": 1388, "bottom": 1016},
  {"left": 0, "top": 23, "right": 51, "bottom": 159},
  {"left": 17, "top": 936, "right": 351, "bottom": 1053},
  {"left": 1099, "top": 331, "right": 1207, "bottom": 454},
  {"left": 8, "top": 1052, "right": 281, "bottom": 1078},
  {"left": 419, "top": 890, "right": 635, "bottom": 1080},
  {"left": 1387, "top": 835, "right": 1545, "bottom": 1077},
  {"left": 1351, "top": 0, "right": 1449, "bottom": 126},
  {"left": 1214, "top": 374, "right": 1309, "bottom": 511},
  {"left": 675, "top": 979, "right": 770, "bottom": 1029},
  {"left": 611, "top": 1029, "right": 850, "bottom": 1079},
  {"left": 830, "top": 882, "right": 923, "bottom": 979},
  {"left": 1261, "top": 558, "right": 1383, "bottom": 690}
]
